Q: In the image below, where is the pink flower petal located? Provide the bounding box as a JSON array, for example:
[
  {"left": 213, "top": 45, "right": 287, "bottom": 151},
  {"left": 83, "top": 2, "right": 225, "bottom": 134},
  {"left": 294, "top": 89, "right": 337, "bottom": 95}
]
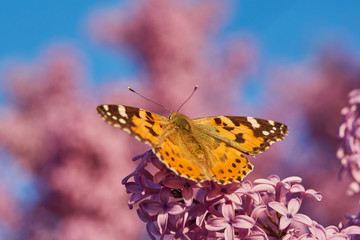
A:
[
  {"left": 182, "top": 187, "right": 194, "bottom": 206},
  {"left": 293, "top": 213, "right": 313, "bottom": 226},
  {"left": 309, "top": 223, "right": 327, "bottom": 240},
  {"left": 167, "top": 202, "right": 185, "bottom": 215},
  {"left": 129, "top": 193, "right": 144, "bottom": 204},
  {"left": 224, "top": 225, "right": 235, "bottom": 240},
  {"left": 279, "top": 216, "right": 292, "bottom": 230},
  {"left": 267, "top": 175, "right": 281, "bottom": 183},
  {"left": 325, "top": 226, "right": 340, "bottom": 234},
  {"left": 282, "top": 176, "right": 302, "bottom": 184},
  {"left": 125, "top": 182, "right": 144, "bottom": 193},
  {"left": 251, "top": 205, "right": 267, "bottom": 220},
  {"left": 288, "top": 198, "right": 301, "bottom": 215},
  {"left": 233, "top": 215, "right": 255, "bottom": 229},
  {"left": 241, "top": 181, "right": 252, "bottom": 189},
  {"left": 268, "top": 201, "right": 288, "bottom": 216},
  {"left": 221, "top": 203, "right": 234, "bottom": 221},
  {"left": 328, "top": 233, "right": 349, "bottom": 239},
  {"left": 254, "top": 178, "right": 276, "bottom": 186},
  {"left": 137, "top": 208, "right": 149, "bottom": 222},
  {"left": 157, "top": 211, "right": 168, "bottom": 234},
  {"left": 227, "top": 193, "right": 242, "bottom": 205},
  {"left": 289, "top": 184, "right": 305, "bottom": 193},
  {"left": 141, "top": 200, "right": 163, "bottom": 214},
  {"left": 305, "top": 189, "right": 322, "bottom": 201},
  {"left": 341, "top": 225, "right": 360, "bottom": 235},
  {"left": 206, "top": 217, "right": 228, "bottom": 231},
  {"left": 252, "top": 183, "right": 275, "bottom": 193}
]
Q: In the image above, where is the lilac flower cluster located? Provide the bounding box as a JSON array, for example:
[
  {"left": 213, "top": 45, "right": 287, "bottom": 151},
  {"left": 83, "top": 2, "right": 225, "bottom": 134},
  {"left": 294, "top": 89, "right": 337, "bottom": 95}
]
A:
[
  {"left": 338, "top": 89, "right": 360, "bottom": 196},
  {"left": 123, "top": 151, "right": 360, "bottom": 239},
  {"left": 338, "top": 89, "right": 360, "bottom": 233}
]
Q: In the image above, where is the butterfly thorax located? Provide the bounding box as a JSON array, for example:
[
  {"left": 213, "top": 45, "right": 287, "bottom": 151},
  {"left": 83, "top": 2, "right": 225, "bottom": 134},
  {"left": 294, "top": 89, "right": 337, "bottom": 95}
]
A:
[
  {"left": 170, "top": 112, "right": 191, "bottom": 132},
  {"left": 169, "top": 112, "right": 206, "bottom": 161}
]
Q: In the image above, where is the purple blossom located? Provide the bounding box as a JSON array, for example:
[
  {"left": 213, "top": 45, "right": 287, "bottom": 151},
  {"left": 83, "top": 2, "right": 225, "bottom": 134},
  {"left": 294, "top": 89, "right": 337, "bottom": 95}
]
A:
[
  {"left": 205, "top": 203, "right": 255, "bottom": 240},
  {"left": 136, "top": 208, "right": 159, "bottom": 240},
  {"left": 167, "top": 212, "right": 191, "bottom": 240},
  {"left": 236, "top": 180, "right": 273, "bottom": 205},
  {"left": 289, "top": 184, "right": 322, "bottom": 201},
  {"left": 303, "top": 221, "right": 360, "bottom": 240},
  {"left": 338, "top": 89, "right": 360, "bottom": 187},
  {"left": 140, "top": 187, "right": 186, "bottom": 234},
  {"left": 206, "top": 182, "right": 242, "bottom": 205},
  {"left": 254, "top": 175, "right": 303, "bottom": 203},
  {"left": 121, "top": 150, "right": 360, "bottom": 239},
  {"left": 268, "top": 198, "right": 312, "bottom": 230}
]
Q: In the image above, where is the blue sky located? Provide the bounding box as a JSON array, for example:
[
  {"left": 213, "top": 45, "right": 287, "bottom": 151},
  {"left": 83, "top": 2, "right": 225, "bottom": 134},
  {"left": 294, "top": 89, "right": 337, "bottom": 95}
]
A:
[
  {"left": 227, "top": 1, "right": 360, "bottom": 61},
  {"left": 1, "top": 1, "right": 360, "bottom": 86}
]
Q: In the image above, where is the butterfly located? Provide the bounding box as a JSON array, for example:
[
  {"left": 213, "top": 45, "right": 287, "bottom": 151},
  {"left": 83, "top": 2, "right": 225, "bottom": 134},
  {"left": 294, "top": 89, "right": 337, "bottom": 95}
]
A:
[{"left": 97, "top": 105, "right": 288, "bottom": 184}]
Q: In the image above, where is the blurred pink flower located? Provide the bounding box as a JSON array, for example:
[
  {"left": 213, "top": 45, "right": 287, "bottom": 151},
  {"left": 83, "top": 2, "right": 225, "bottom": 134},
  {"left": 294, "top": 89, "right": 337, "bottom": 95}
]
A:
[
  {"left": 0, "top": 185, "right": 19, "bottom": 228},
  {"left": 338, "top": 89, "right": 360, "bottom": 187},
  {"left": 90, "top": 0, "right": 256, "bottom": 117},
  {"left": 264, "top": 50, "right": 360, "bottom": 225},
  {"left": 0, "top": 47, "right": 141, "bottom": 239}
]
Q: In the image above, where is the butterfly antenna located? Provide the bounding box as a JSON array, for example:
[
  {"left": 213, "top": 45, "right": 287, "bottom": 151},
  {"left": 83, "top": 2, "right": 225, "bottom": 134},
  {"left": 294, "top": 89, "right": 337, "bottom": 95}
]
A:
[
  {"left": 128, "top": 87, "right": 172, "bottom": 113},
  {"left": 176, "top": 85, "right": 198, "bottom": 112}
]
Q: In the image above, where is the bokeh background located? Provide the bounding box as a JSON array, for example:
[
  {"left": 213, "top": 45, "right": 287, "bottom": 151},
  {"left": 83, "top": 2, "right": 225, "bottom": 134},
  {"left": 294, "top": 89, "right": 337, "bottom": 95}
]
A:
[{"left": 1, "top": 1, "right": 360, "bottom": 239}]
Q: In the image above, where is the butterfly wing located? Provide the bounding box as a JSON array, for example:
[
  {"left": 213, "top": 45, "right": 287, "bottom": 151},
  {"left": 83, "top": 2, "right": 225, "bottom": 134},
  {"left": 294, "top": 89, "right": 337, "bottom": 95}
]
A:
[
  {"left": 193, "top": 116, "right": 288, "bottom": 156},
  {"left": 97, "top": 105, "right": 169, "bottom": 146},
  {"left": 190, "top": 116, "right": 288, "bottom": 184}
]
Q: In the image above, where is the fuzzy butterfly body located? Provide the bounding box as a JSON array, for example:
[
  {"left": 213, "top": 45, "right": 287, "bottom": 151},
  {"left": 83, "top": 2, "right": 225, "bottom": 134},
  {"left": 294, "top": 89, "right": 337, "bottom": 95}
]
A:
[{"left": 97, "top": 105, "right": 288, "bottom": 184}]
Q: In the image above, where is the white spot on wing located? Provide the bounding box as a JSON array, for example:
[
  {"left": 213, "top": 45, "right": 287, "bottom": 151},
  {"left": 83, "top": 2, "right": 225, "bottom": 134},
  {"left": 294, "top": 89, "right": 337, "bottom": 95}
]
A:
[
  {"left": 262, "top": 131, "right": 270, "bottom": 136},
  {"left": 112, "top": 116, "right": 118, "bottom": 120},
  {"left": 119, "top": 118, "right": 126, "bottom": 124},
  {"left": 247, "top": 117, "right": 260, "bottom": 128},
  {"left": 123, "top": 128, "right": 131, "bottom": 134},
  {"left": 103, "top": 105, "right": 109, "bottom": 111},
  {"left": 118, "top": 105, "right": 128, "bottom": 118},
  {"left": 106, "top": 112, "right": 111, "bottom": 116},
  {"left": 268, "top": 120, "right": 275, "bottom": 126}
]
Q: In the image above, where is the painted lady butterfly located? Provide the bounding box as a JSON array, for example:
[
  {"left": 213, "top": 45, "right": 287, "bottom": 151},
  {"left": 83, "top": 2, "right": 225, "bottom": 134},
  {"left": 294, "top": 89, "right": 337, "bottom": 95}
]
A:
[{"left": 97, "top": 105, "right": 288, "bottom": 184}]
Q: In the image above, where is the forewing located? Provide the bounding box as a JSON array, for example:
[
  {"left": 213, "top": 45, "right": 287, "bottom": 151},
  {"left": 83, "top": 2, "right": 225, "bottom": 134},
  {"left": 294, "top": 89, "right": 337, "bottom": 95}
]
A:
[
  {"left": 193, "top": 116, "right": 288, "bottom": 155},
  {"left": 97, "top": 104, "right": 169, "bottom": 146}
]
